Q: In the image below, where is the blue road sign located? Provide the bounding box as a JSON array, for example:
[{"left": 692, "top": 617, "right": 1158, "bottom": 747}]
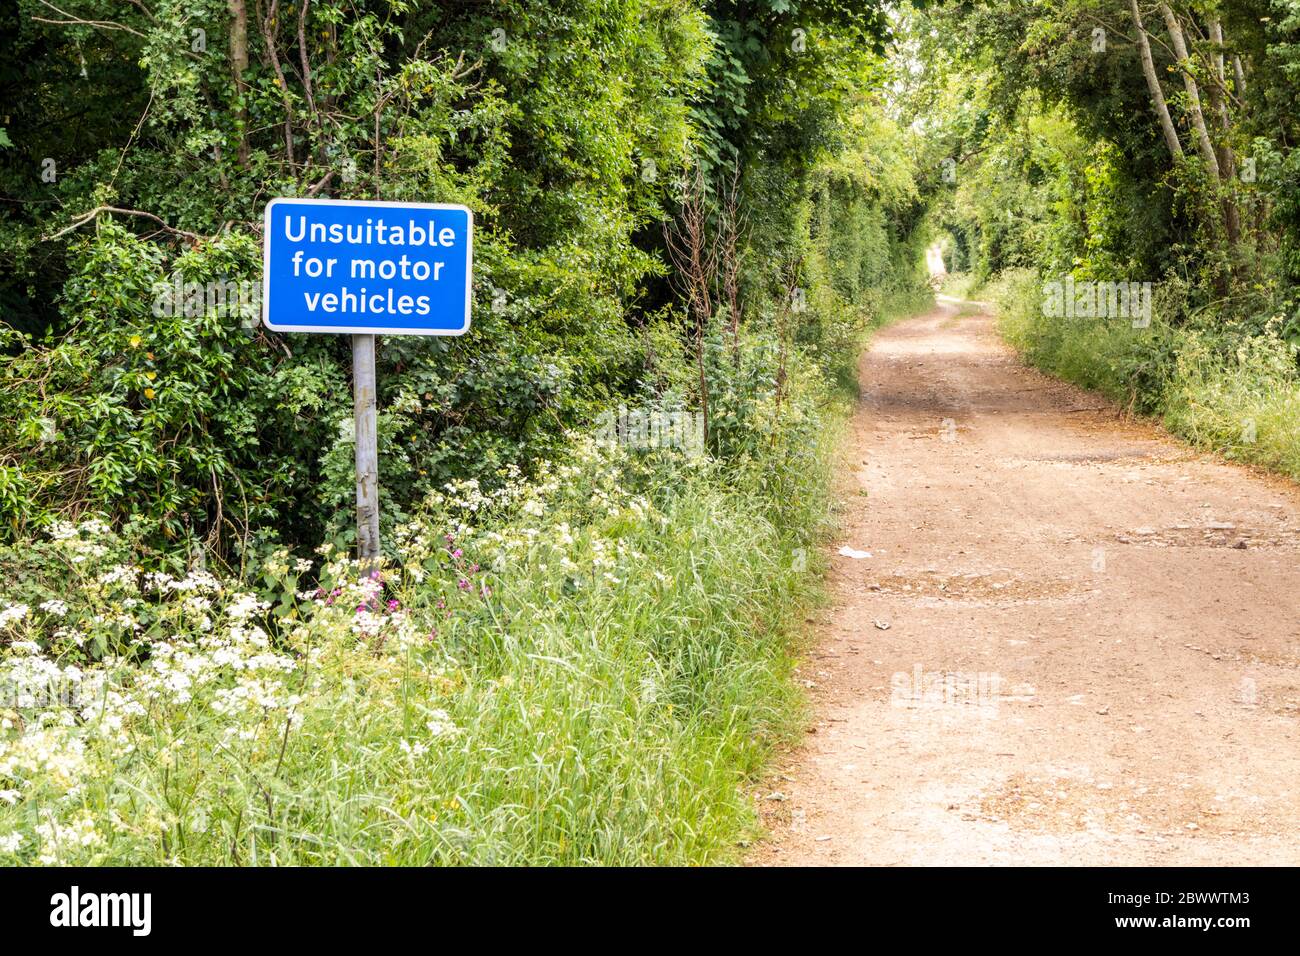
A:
[{"left": 262, "top": 198, "right": 473, "bottom": 335}]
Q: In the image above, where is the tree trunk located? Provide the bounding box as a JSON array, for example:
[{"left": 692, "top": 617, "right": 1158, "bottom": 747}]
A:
[
  {"left": 1207, "top": 19, "right": 1230, "bottom": 129},
  {"left": 1129, "top": 0, "right": 1184, "bottom": 161},
  {"left": 228, "top": 0, "right": 250, "bottom": 166},
  {"left": 1161, "top": 3, "right": 1221, "bottom": 184},
  {"left": 1206, "top": 18, "right": 1242, "bottom": 247},
  {"left": 260, "top": 0, "right": 296, "bottom": 167}
]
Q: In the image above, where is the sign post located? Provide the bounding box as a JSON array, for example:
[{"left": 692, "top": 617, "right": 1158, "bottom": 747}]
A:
[
  {"left": 262, "top": 198, "right": 474, "bottom": 561},
  {"left": 352, "top": 333, "right": 380, "bottom": 562}
]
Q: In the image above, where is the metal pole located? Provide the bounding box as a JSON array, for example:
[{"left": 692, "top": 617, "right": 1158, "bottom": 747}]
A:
[{"left": 352, "top": 333, "right": 381, "bottom": 563}]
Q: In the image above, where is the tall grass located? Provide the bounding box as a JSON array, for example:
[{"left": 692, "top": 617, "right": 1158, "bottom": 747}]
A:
[
  {"left": 995, "top": 270, "right": 1300, "bottom": 479},
  {"left": 0, "top": 382, "right": 851, "bottom": 865}
]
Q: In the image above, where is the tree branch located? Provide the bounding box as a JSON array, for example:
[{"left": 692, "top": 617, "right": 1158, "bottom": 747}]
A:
[{"left": 41, "top": 206, "right": 202, "bottom": 243}]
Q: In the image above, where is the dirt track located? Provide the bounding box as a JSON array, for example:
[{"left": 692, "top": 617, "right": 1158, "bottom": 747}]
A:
[{"left": 753, "top": 301, "right": 1300, "bottom": 866}]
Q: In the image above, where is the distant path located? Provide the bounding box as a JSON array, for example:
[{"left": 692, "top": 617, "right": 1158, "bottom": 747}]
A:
[{"left": 753, "top": 301, "right": 1300, "bottom": 865}]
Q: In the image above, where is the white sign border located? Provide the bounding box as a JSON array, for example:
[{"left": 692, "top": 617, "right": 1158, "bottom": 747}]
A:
[{"left": 261, "top": 196, "right": 474, "bottom": 336}]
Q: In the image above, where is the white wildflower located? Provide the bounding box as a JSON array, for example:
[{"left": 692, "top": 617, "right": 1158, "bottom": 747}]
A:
[
  {"left": 226, "top": 593, "right": 268, "bottom": 622},
  {"left": 425, "top": 709, "right": 459, "bottom": 738},
  {"left": 0, "top": 604, "right": 31, "bottom": 627},
  {"left": 399, "top": 739, "right": 429, "bottom": 759}
]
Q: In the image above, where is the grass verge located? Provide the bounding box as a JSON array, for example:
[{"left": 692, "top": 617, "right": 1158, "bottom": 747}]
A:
[
  {"left": 0, "top": 336, "right": 884, "bottom": 866},
  {"left": 992, "top": 269, "right": 1300, "bottom": 480}
]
